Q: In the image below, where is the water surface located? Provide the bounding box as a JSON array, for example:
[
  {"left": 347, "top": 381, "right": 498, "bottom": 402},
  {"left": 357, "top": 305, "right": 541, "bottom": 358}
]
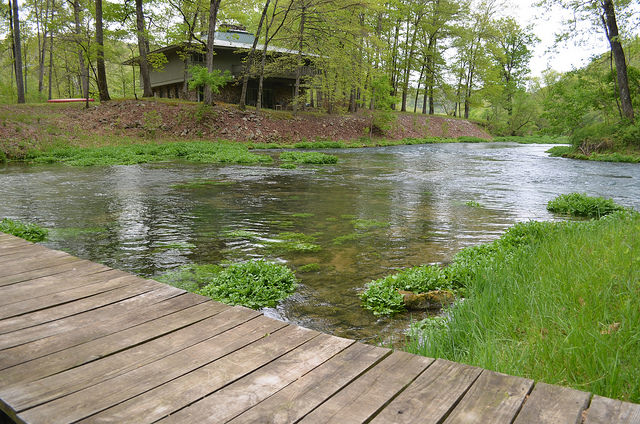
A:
[{"left": 2, "top": 143, "right": 639, "bottom": 343}]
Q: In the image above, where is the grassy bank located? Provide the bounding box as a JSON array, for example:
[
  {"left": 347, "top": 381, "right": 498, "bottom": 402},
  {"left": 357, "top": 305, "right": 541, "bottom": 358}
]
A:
[
  {"left": 547, "top": 145, "right": 640, "bottom": 163},
  {"left": 405, "top": 210, "right": 640, "bottom": 402}
]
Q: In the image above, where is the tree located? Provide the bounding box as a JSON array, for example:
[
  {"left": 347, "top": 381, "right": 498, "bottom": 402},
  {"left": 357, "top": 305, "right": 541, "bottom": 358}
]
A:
[
  {"left": 203, "top": 0, "right": 221, "bottom": 105},
  {"left": 135, "top": 0, "right": 153, "bottom": 96},
  {"left": 9, "top": 0, "right": 25, "bottom": 102},
  {"left": 95, "top": 0, "right": 110, "bottom": 100},
  {"left": 537, "top": 0, "right": 635, "bottom": 122},
  {"left": 239, "top": 0, "right": 270, "bottom": 110}
]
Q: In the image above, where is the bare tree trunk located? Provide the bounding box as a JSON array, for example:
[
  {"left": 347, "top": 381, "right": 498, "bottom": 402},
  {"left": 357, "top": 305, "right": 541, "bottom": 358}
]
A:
[
  {"left": 240, "top": 0, "right": 270, "bottom": 110},
  {"left": 602, "top": 0, "right": 634, "bottom": 122},
  {"left": 48, "top": 0, "right": 55, "bottom": 100},
  {"left": 204, "top": 0, "right": 221, "bottom": 105},
  {"left": 293, "top": 3, "right": 306, "bottom": 115},
  {"left": 136, "top": 0, "right": 153, "bottom": 97},
  {"left": 9, "top": 0, "right": 25, "bottom": 103},
  {"left": 95, "top": 0, "right": 110, "bottom": 101},
  {"left": 70, "top": 0, "right": 88, "bottom": 99}
]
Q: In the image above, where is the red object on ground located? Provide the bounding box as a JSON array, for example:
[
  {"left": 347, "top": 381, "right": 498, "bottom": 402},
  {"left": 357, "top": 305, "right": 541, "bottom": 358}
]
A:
[{"left": 47, "top": 98, "right": 95, "bottom": 103}]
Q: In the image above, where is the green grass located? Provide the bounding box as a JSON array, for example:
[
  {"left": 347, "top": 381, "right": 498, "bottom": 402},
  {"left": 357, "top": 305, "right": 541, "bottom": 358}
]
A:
[
  {"left": 405, "top": 210, "right": 640, "bottom": 403},
  {"left": 494, "top": 135, "right": 570, "bottom": 144},
  {"left": 198, "top": 260, "right": 298, "bottom": 309},
  {"left": 0, "top": 218, "right": 48, "bottom": 242},
  {"left": 547, "top": 146, "right": 640, "bottom": 163},
  {"left": 547, "top": 193, "right": 626, "bottom": 218},
  {"left": 20, "top": 141, "right": 272, "bottom": 166},
  {"left": 279, "top": 151, "right": 338, "bottom": 164}
]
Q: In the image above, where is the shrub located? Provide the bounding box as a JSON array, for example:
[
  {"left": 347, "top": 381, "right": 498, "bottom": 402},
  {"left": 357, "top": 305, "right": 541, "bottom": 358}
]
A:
[
  {"left": 198, "top": 260, "right": 298, "bottom": 309},
  {"left": 547, "top": 193, "right": 626, "bottom": 218},
  {"left": 0, "top": 218, "right": 48, "bottom": 242}
]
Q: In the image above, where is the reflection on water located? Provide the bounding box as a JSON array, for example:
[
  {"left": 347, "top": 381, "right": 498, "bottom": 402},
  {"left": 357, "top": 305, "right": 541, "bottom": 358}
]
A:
[{"left": 1, "top": 143, "right": 639, "bottom": 343}]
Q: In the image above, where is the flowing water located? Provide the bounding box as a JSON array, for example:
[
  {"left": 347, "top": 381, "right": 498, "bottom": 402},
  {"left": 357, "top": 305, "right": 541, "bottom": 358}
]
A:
[{"left": 1, "top": 143, "right": 639, "bottom": 344}]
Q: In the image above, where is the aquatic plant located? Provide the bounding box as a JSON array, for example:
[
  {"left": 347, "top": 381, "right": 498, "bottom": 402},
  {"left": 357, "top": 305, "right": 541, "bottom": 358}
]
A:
[
  {"left": 198, "top": 260, "right": 298, "bottom": 309},
  {"left": 156, "top": 264, "right": 224, "bottom": 293},
  {"left": 291, "top": 213, "right": 314, "bottom": 218},
  {"left": 279, "top": 151, "right": 338, "bottom": 164},
  {"left": 0, "top": 218, "right": 48, "bottom": 242},
  {"left": 280, "top": 163, "right": 297, "bottom": 169},
  {"left": 547, "top": 193, "right": 626, "bottom": 218},
  {"left": 405, "top": 210, "right": 640, "bottom": 403},
  {"left": 23, "top": 141, "right": 272, "bottom": 166},
  {"left": 265, "top": 232, "right": 321, "bottom": 253},
  {"left": 332, "top": 232, "right": 366, "bottom": 245},
  {"left": 351, "top": 219, "right": 390, "bottom": 230},
  {"left": 171, "top": 179, "right": 236, "bottom": 189},
  {"left": 298, "top": 263, "right": 321, "bottom": 273},
  {"left": 465, "top": 201, "right": 482, "bottom": 208},
  {"left": 456, "top": 136, "right": 487, "bottom": 143}
]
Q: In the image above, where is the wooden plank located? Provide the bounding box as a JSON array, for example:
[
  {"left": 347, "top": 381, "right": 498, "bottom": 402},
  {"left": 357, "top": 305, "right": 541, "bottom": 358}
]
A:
[
  {"left": 153, "top": 332, "right": 349, "bottom": 424},
  {"left": 0, "top": 275, "right": 164, "bottom": 334},
  {"left": 18, "top": 316, "right": 294, "bottom": 424},
  {"left": 514, "top": 382, "right": 590, "bottom": 424},
  {"left": 0, "top": 270, "right": 135, "bottom": 320},
  {"left": 371, "top": 359, "right": 483, "bottom": 423},
  {"left": 0, "top": 301, "right": 237, "bottom": 410},
  {"left": 584, "top": 395, "right": 640, "bottom": 424},
  {"left": 0, "top": 260, "right": 111, "bottom": 287},
  {"left": 0, "top": 286, "right": 190, "bottom": 370},
  {"left": 229, "top": 341, "right": 393, "bottom": 424},
  {"left": 0, "top": 277, "right": 164, "bottom": 350},
  {"left": 0, "top": 263, "right": 119, "bottom": 303},
  {"left": 443, "top": 370, "right": 533, "bottom": 424},
  {"left": 299, "top": 351, "right": 434, "bottom": 424},
  {"left": 0, "top": 248, "right": 67, "bottom": 265},
  {"left": 79, "top": 324, "right": 322, "bottom": 424},
  {"left": 0, "top": 254, "right": 80, "bottom": 278},
  {"left": 0, "top": 244, "right": 42, "bottom": 257}
]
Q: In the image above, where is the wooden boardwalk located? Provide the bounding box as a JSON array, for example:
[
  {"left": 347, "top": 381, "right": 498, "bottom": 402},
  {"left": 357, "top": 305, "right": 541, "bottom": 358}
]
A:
[{"left": 0, "top": 232, "right": 639, "bottom": 424}]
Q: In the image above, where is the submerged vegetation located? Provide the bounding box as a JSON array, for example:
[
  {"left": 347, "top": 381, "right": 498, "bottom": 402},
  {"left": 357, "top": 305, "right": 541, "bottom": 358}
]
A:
[
  {"left": 405, "top": 209, "right": 640, "bottom": 402},
  {"left": 0, "top": 218, "right": 48, "bottom": 242},
  {"left": 157, "top": 260, "right": 297, "bottom": 309},
  {"left": 547, "top": 193, "right": 626, "bottom": 218},
  {"left": 279, "top": 151, "right": 338, "bottom": 164}
]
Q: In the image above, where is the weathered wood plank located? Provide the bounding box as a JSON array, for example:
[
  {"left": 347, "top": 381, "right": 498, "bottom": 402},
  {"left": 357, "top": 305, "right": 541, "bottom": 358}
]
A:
[
  {"left": 0, "top": 275, "right": 155, "bottom": 334},
  {"left": 299, "top": 351, "right": 434, "bottom": 424},
  {"left": 0, "top": 277, "right": 165, "bottom": 350},
  {"left": 371, "top": 359, "right": 482, "bottom": 423},
  {"left": 0, "top": 244, "right": 45, "bottom": 258},
  {"left": 228, "top": 341, "right": 392, "bottom": 424},
  {"left": 584, "top": 395, "right": 640, "bottom": 424},
  {"left": 1, "top": 301, "right": 237, "bottom": 410},
  {"left": 18, "top": 317, "right": 294, "bottom": 424},
  {"left": 0, "top": 286, "right": 190, "bottom": 370},
  {"left": 0, "top": 260, "right": 111, "bottom": 287},
  {"left": 0, "top": 270, "right": 135, "bottom": 320},
  {"left": 0, "top": 248, "right": 67, "bottom": 266},
  {"left": 0, "top": 254, "right": 81, "bottom": 278},
  {"left": 0, "top": 261, "right": 113, "bottom": 295},
  {"left": 154, "top": 332, "right": 350, "bottom": 424},
  {"left": 514, "top": 382, "right": 590, "bottom": 424},
  {"left": 443, "top": 370, "right": 533, "bottom": 424}
]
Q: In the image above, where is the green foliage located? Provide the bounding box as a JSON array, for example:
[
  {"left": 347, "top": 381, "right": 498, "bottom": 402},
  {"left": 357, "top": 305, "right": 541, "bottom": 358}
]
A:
[
  {"left": 493, "top": 135, "right": 569, "bottom": 144},
  {"left": 547, "top": 193, "right": 626, "bottom": 218},
  {"left": 361, "top": 220, "right": 557, "bottom": 316},
  {"left": 0, "top": 150, "right": 6, "bottom": 163},
  {"left": 23, "top": 141, "right": 272, "bottom": 166},
  {"left": 280, "top": 163, "right": 298, "bottom": 169},
  {"left": 405, "top": 210, "right": 640, "bottom": 402},
  {"left": 156, "top": 264, "right": 223, "bottom": 293},
  {"left": 147, "top": 52, "right": 169, "bottom": 72},
  {"left": 293, "top": 141, "right": 345, "bottom": 149},
  {"left": 198, "top": 260, "right": 298, "bottom": 309},
  {"left": 0, "top": 218, "right": 48, "bottom": 242},
  {"left": 456, "top": 136, "right": 487, "bottom": 143},
  {"left": 465, "top": 201, "right": 482, "bottom": 208},
  {"left": 265, "top": 232, "right": 321, "bottom": 253},
  {"left": 332, "top": 232, "right": 366, "bottom": 245},
  {"left": 187, "top": 66, "right": 233, "bottom": 94},
  {"left": 279, "top": 151, "right": 338, "bottom": 164}
]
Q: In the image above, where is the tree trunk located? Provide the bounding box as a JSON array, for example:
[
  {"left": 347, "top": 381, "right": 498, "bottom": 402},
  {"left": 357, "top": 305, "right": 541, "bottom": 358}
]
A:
[
  {"left": 293, "top": 3, "right": 306, "bottom": 115},
  {"left": 204, "top": 0, "right": 221, "bottom": 105},
  {"left": 71, "top": 0, "right": 88, "bottom": 99},
  {"left": 136, "top": 0, "right": 153, "bottom": 97},
  {"left": 240, "top": 0, "right": 269, "bottom": 110},
  {"left": 48, "top": 0, "right": 55, "bottom": 100},
  {"left": 10, "top": 0, "right": 25, "bottom": 103},
  {"left": 602, "top": 0, "right": 634, "bottom": 122},
  {"left": 95, "top": 0, "right": 110, "bottom": 101}
]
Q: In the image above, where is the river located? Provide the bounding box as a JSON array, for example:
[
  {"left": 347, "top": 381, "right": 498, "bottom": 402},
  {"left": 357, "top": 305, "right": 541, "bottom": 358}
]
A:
[{"left": 1, "top": 143, "right": 638, "bottom": 343}]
